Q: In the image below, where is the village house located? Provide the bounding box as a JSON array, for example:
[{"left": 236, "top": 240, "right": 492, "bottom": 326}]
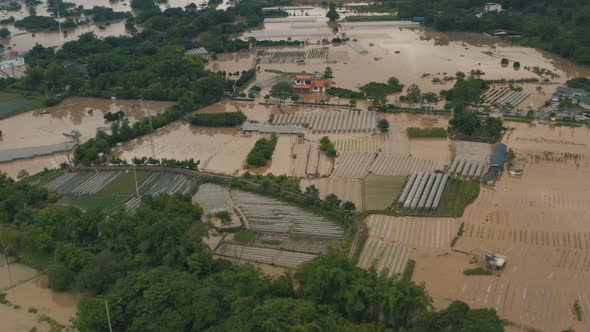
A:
[
  {"left": 484, "top": 2, "right": 502, "bottom": 12},
  {"left": 293, "top": 75, "right": 327, "bottom": 93}
]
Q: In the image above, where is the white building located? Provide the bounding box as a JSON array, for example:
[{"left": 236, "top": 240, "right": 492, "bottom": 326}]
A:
[{"left": 484, "top": 3, "right": 502, "bottom": 12}]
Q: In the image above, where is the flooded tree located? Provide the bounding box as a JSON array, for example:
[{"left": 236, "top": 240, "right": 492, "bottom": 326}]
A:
[{"left": 270, "top": 81, "right": 294, "bottom": 104}]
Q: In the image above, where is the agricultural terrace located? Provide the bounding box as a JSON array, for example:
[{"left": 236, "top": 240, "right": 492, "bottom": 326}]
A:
[
  {"left": 193, "top": 183, "right": 229, "bottom": 215},
  {"left": 216, "top": 243, "right": 317, "bottom": 268}
]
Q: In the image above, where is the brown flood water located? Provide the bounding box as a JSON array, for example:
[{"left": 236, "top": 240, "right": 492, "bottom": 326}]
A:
[
  {"left": 0, "top": 97, "right": 173, "bottom": 150},
  {"left": 212, "top": 22, "right": 590, "bottom": 99},
  {"left": 0, "top": 262, "right": 80, "bottom": 330}
]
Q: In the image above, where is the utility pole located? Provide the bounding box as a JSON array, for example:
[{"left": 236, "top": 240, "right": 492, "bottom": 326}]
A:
[
  {"left": 133, "top": 164, "right": 139, "bottom": 197},
  {"left": 104, "top": 300, "right": 113, "bottom": 332},
  {"left": 57, "top": 11, "right": 63, "bottom": 46}
]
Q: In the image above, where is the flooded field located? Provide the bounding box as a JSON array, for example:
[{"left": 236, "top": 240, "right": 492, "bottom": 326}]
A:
[
  {"left": 0, "top": 97, "right": 172, "bottom": 150},
  {"left": 0, "top": 262, "right": 79, "bottom": 331},
  {"left": 0, "top": 0, "right": 235, "bottom": 53}
]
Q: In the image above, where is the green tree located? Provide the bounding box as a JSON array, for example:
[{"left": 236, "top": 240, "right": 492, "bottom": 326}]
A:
[
  {"left": 0, "top": 28, "right": 10, "bottom": 38},
  {"left": 405, "top": 84, "right": 422, "bottom": 103},
  {"left": 326, "top": 3, "right": 339, "bottom": 22},
  {"left": 323, "top": 66, "right": 334, "bottom": 79},
  {"left": 270, "top": 81, "right": 294, "bottom": 104},
  {"left": 47, "top": 263, "right": 74, "bottom": 291},
  {"left": 378, "top": 119, "right": 390, "bottom": 132}
]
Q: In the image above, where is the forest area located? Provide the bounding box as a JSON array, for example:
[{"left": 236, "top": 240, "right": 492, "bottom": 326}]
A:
[
  {"left": 395, "top": 0, "right": 590, "bottom": 66},
  {"left": 0, "top": 174, "right": 505, "bottom": 331}
]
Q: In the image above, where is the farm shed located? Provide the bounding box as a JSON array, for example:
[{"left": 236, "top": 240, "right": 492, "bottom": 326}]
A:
[
  {"left": 347, "top": 41, "right": 368, "bottom": 54},
  {"left": 241, "top": 123, "right": 305, "bottom": 136},
  {"left": 490, "top": 143, "right": 507, "bottom": 168},
  {"left": 482, "top": 143, "right": 508, "bottom": 184}
]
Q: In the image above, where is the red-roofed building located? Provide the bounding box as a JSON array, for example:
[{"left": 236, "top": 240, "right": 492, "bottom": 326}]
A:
[{"left": 293, "top": 76, "right": 326, "bottom": 93}]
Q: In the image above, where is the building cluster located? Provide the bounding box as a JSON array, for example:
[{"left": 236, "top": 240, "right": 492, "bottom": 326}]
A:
[
  {"left": 293, "top": 75, "right": 326, "bottom": 93},
  {"left": 552, "top": 86, "right": 590, "bottom": 110}
]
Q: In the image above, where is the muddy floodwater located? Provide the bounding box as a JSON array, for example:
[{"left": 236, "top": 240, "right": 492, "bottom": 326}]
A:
[
  {"left": 0, "top": 261, "right": 80, "bottom": 331},
  {"left": 213, "top": 20, "right": 590, "bottom": 100},
  {"left": 0, "top": 97, "right": 173, "bottom": 150}
]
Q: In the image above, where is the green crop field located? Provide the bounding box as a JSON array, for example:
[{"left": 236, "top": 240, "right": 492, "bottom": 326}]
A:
[
  {"left": 437, "top": 178, "right": 480, "bottom": 217},
  {"left": 56, "top": 194, "right": 126, "bottom": 212},
  {"left": 101, "top": 170, "right": 152, "bottom": 195},
  {"left": 364, "top": 175, "right": 406, "bottom": 210},
  {"left": 0, "top": 93, "right": 37, "bottom": 119}
]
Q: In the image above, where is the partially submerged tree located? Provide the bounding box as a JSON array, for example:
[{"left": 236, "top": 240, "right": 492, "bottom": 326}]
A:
[
  {"left": 270, "top": 81, "right": 294, "bottom": 104},
  {"left": 378, "top": 119, "right": 390, "bottom": 132}
]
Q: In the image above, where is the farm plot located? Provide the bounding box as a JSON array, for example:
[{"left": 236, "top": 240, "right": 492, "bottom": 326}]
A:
[
  {"left": 45, "top": 171, "right": 121, "bottom": 195},
  {"left": 193, "top": 183, "right": 229, "bottom": 214},
  {"left": 397, "top": 173, "right": 449, "bottom": 211},
  {"left": 272, "top": 110, "right": 377, "bottom": 134},
  {"left": 0, "top": 93, "right": 34, "bottom": 118},
  {"left": 115, "top": 124, "right": 251, "bottom": 175},
  {"left": 257, "top": 50, "right": 306, "bottom": 64},
  {"left": 357, "top": 238, "right": 411, "bottom": 276},
  {"left": 56, "top": 194, "right": 125, "bottom": 212},
  {"left": 449, "top": 280, "right": 574, "bottom": 332},
  {"left": 369, "top": 154, "right": 438, "bottom": 176},
  {"left": 334, "top": 131, "right": 409, "bottom": 155},
  {"left": 124, "top": 173, "right": 193, "bottom": 211},
  {"left": 216, "top": 243, "right": 316, "bottom": 268},
  {"left": 481, "top": 86, "right": 530, "bottom": 108},
  {"left": 365, "top": 215, "right": 458, "bottom": 249},
  {"left": 101, "top": 170, "right": 153, "bottom": 195},
  {"left": 302, "top": 141, "right": 334, "bottom": 177},
  {"left": 300, "top": 177, "right": 364, "bottom": 210},
  {"left": 331, "top": 152, "right": 376, "bottom": 178},
  {"left": 448, "top": 159, "right": 486, "bottom": 179},
  {"left": 0, "top": 152, "right": 71, "bottom": 179},
  {"left": 70, "top": 172, "right": 121, "bottom": 195},
  {"left": 145, "top": 173, "right": 192, "bottom": 196},
  {"left": 363, "top": 175, "right": 405, "bottom": 210},
  {"left": 453, "top": 140, "right": 492, "bottom": 161},
  {"left": 44, "top": 172, "right": 95, "bottom": 194},
  {"left": 306, "top": 47, "right": 329, "bottom": 60},
  {"left": 230, "top": 190, "right": 344, "bottom": 239}
]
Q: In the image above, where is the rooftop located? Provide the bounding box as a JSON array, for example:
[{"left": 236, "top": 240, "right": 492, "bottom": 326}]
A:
[{"left": 241, "top": 123, "right": 306, "bottom": 136}]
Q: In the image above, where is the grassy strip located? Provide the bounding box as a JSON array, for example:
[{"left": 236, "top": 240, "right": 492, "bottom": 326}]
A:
[
  {"left": 234, "top": 229, "right": 254, "bottom": 243},
  {"left": 402, "top": 259, "right": 416, "bottom": 281},
  {"left": 56, "top": 194, "right": 125, "bottom": 212},
  {"left": 574, "top": 300, "right": 582, "bottom": 321},
  {"left": 407, "top": 127, "right": 448, "bottom": 138},
  {"left": 450, "top": 222, "right": 465, "bottom": 247},
  {"left": 261, "top": 239, "right": 283, "bottom": 245},
  {"left": 187, "top": 111, "right": 247, "bottom": 127},
  {"left": 344, "top": 15, "right": 398, "bottom": 22},
  {"left": 502, "top": 116, "right": 533, "bottom": 123},
  {"left": 463, "top": 267, "right": 492, "bottom": 276},
  {"left": 247, "top": 135, "right": 278, "bottom": 167}
]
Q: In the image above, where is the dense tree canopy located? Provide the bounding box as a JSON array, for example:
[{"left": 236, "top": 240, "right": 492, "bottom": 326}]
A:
[{"left": 0, "top": 174, "right": 505, "bottom": 331}]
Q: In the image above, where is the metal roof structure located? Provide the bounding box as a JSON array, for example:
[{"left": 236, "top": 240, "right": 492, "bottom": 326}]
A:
[
  {"left": 242, "top": 123, "right": 306, "bottom": 136},
  {"left": 490, "top": 143, "right": 507, "bottom": 168},
  {"left": 247, "top": 28, "right": 332, "bottom": 38},
  {"left": 184, "top": 47, "right": 209, "bottom": 56}
]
